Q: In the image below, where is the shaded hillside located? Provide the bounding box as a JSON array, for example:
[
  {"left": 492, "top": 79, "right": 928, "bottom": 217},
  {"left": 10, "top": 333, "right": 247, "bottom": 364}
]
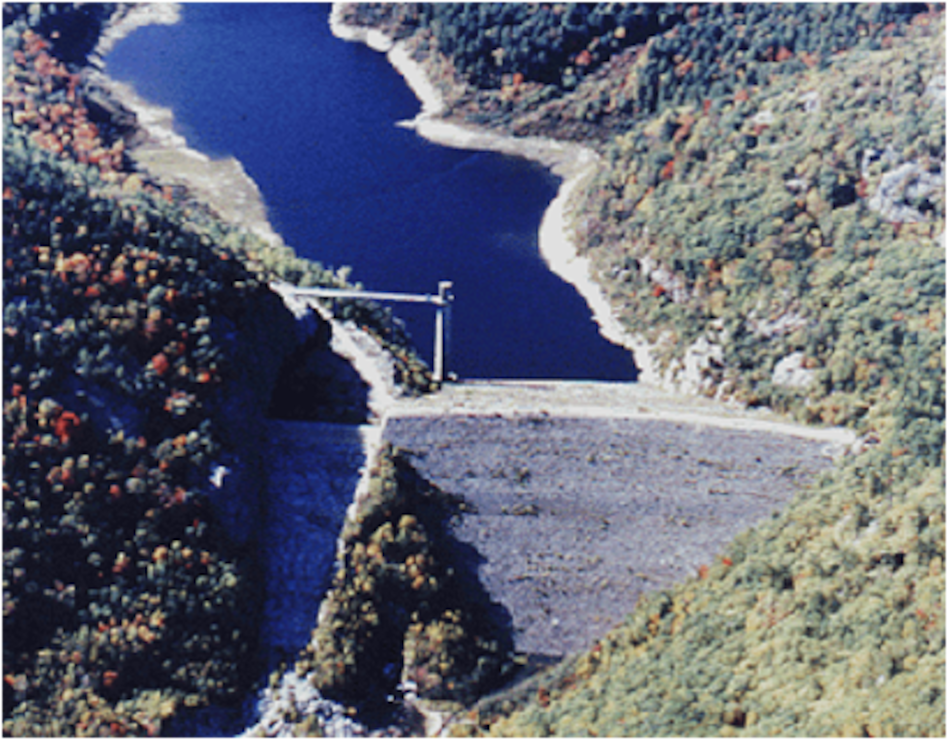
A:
[
  {"left": 341, "top": 3, "right": 935, "bottom": 142},
  {"left": 338, "top": 0, "right": 926, "bottom": 92},
  {"left": 3, "top": 43, "right": 266, "bottom": 739},
  {"left": 1, "top": 5, "right": 434, "bottom": 734}
]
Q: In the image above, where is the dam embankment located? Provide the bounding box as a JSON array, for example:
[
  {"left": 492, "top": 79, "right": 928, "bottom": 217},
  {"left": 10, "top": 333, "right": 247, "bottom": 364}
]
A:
[
  {"left": 92, "top": 6, "right": 861, "bottom": 735},
  {"left": 380, "top": 380, "right": 853, "bottom": 660}
]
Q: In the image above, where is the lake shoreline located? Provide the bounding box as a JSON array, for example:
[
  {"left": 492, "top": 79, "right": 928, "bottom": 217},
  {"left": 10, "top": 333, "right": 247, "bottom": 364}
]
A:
[
  {"left": 85, "top": 8, "right": 861, "bottom": 737},
  {"left": 100, "top": 3, "right": 668, "bottom": 396},
  {"left": 92, "top": 2, "right": 182, "bottom": 59},
  {"left": 328, "top": 5, "right": 724, "bottom": 395},
  {"left": 96, "top": 5, "right": 411, "bottom": 420},
  {"left": 93, "top": 4, "right": 285, "bottom": 250}
]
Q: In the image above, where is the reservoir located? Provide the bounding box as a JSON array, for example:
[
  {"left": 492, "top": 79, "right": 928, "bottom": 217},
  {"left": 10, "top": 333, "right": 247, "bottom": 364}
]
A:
[{"left": 104, "top": 3, "right": 637, "bottom": 381}]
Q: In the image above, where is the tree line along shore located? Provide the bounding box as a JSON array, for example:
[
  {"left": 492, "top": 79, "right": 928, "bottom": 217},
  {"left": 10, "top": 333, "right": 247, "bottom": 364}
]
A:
[
  {"left": 3, "top": 3, "right": 945, "bottom": 738},
  {"left": 325, "top": 3, "right": 945, "bottom": 736}
]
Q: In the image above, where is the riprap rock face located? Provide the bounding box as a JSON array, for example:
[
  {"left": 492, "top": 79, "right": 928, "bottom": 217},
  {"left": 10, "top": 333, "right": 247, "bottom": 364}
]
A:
[{"left": 384, "top": 408, "right": 836, "bottom": 658}]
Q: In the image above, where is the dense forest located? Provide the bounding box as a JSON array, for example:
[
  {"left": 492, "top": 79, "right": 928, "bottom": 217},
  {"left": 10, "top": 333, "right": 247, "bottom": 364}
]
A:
[
  {"left": 3, "top": 2, "right": 945, "bottom": 737},
  {"left": 1, "top": 4, "right": 436, "bottom": 734},
  {"left": 574, "top": 10, "right": 944, "bottom": 442},
  {"left": 337, "top": 2, "right": 947, "bottom": 737},
  {"left": 352, "top": 3, "right": 923, "bottom": 87},
  {"left": 348, "top": 3, "right": 937, "bottom": 140},
  {"left": 3, "top": 13, "right": 260, "bottom": 731}
]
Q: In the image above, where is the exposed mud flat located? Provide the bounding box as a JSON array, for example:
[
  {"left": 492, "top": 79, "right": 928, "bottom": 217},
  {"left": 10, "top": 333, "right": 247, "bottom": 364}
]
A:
[
  {"left": 92, "top": 5, "right": 286, "bottom": 250},
  {"left": 383, "top": 408, "right": 838, "bottom": 659},
  {"left": 88, "top": 69, "right": 286, "bottom": 249}
]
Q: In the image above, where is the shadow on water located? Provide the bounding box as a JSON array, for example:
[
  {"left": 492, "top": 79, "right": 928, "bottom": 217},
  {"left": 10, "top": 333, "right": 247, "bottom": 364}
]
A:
[
  {"left": 268, "top": 320, "right": 370, "bottom": 425},
  {"left": 169, "top": 319, "right": 374, "bottom": 736},
  {"left": 163, "top": 699, "right": 262, "bottom": 738}
]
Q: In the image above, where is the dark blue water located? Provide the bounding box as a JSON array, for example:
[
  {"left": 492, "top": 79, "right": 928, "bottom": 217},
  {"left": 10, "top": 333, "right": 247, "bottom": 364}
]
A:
[{"left": 105, "top": 3, "right": 636, "bottom": 380}]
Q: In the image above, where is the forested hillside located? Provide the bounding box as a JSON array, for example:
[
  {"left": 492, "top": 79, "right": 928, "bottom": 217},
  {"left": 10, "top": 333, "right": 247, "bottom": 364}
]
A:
[
  {"left": 5, "top": 121, "right": 255, "bottom": 736},
  {"left": 574, "top": 12, "right": 944, "bottom": 442},
  {"left": 4, "top": 2, "right": 944, "bottom": 736},
  {"left": 345, "top": 3, "right": 939, "bottom": 141},
  {"left": 1, "top": 4, "right": 433, "bottom": 734},
  {"left": 338, "top": 3, "right": 946, "bottom": 736},
  {"left": 351, "top": 3, "right": 923, "bottom": 90},
  {"left": 3, "top": 14, "right": 265, "bottom": 731}
]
